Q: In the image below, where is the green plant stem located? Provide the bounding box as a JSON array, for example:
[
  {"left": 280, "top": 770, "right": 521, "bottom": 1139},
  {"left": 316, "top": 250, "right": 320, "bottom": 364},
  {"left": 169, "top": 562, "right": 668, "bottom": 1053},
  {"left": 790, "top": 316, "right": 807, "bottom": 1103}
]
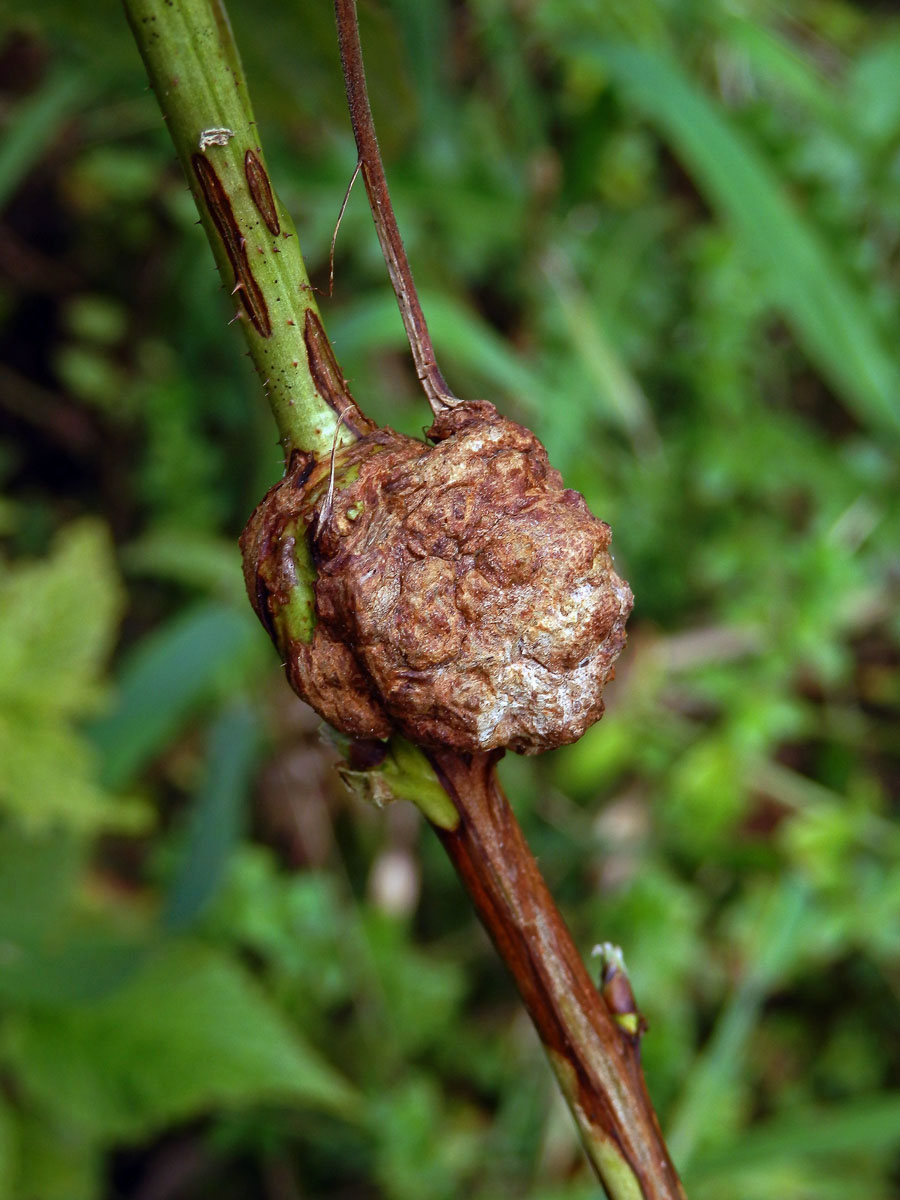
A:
[{"left": 123, "top": 0, "right": 372, "bottom": 460}]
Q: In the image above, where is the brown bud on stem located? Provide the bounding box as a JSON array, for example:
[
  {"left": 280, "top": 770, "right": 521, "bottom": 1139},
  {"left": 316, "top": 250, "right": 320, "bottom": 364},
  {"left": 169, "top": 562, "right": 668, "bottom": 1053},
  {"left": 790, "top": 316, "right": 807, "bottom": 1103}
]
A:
[{"left": 241, "top": 402, "right": 633, "bottom": 755}]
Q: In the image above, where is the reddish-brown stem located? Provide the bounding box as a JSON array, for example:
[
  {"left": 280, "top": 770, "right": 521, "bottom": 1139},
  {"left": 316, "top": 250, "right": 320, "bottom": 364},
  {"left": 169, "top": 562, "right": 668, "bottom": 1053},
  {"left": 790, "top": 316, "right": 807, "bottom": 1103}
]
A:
[
  {"left": 428, "top": 750, "right": 686, "bottom": 1200},
  {"left": 334, "top": 4, "right": 680, "bottom": 1191},
  {"left": 333, "top": 0, "right": 459, "bottom": 415}
]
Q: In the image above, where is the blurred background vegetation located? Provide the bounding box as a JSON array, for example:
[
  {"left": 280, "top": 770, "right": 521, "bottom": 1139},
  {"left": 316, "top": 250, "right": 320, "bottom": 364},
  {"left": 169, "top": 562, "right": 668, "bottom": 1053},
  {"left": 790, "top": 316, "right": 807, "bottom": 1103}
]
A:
[{"left": 1, "top": 0, "right": 899, "bottom": 1196}]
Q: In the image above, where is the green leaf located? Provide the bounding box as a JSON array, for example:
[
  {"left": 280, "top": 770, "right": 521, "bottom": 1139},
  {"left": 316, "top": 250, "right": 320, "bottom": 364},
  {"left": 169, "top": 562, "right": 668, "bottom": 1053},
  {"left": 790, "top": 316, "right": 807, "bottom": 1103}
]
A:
[
  {"left": 0, "top": 824, "right": 149, "bottom": 1005},
  {"left": 203, "top": 850, "right": 355, "bottom": 1015},
  {"left": 0, "top": 930, "right": 150, "bottom": 1008},
  {"left": 690, "top": 1093, "right": 900, "bottom": 1179},
  {"left": 5, "top": 942, "right": 358, "bottom": 1140},
  {"left": 541, "top": 253, "right": 660, "bottom": 453},
  {"left": 0, "top": 715, "right": 146, "bottom": 832},
  {"left": 0, "top": 520, "right": 123, "bottom": 717},
  {"left": 667, "top": 876, "right": 810, "bottom": 1168},
  {"left": 849, "top": 33, "right": 900, "bottom": 145},
  {"left": 579, "top": 42, "right": 900, "bottom": 438},
  {"left": 0, "top": 825, "right": 84, "bottom": 945},
  {"left": 364, "top": 912, "right": 466, "bottom": 1058},
  {"left": 0, "top": 70, "right": 87, "bottom": 211},
  {"left": 163, "top": 702, "right": 261, "bottom": 931},
  {"left": 7, "top": 1111, "right": 101, "bottom": 1200},
  {"left": 89, "top": 603, "right": 261, "bottom": 789},
  {"left": 726, "top": 18, "right": 847, "bottom": 130},
  {"left": 0, "top": 522, "right": 142, "bottom": 832},
  {"left": 0, "top": 1097, "right": 15, "bottom": 1200},
  {"left": 333, "top": 290, "right": 547, "bottom": 415},
  {"left": 122, "top": 528, "right": 247, "bottom": 599},
  {"left": 370, "top": 1074, "right": 481, "bottom": 1200}
]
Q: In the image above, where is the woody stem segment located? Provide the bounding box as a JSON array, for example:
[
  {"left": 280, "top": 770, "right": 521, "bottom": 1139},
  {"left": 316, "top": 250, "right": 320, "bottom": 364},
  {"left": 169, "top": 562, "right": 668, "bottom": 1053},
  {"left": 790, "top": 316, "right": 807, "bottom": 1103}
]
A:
[{"left": 429, "top": 751, "right": 686, "bottom": 1200}]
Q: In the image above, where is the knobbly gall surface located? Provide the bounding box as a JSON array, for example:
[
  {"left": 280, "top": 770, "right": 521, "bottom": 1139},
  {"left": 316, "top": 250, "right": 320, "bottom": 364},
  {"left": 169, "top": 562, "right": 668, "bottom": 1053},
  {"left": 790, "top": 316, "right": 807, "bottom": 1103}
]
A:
[{"left": 241, "top": 401, "right": 633, "bottom": 755}]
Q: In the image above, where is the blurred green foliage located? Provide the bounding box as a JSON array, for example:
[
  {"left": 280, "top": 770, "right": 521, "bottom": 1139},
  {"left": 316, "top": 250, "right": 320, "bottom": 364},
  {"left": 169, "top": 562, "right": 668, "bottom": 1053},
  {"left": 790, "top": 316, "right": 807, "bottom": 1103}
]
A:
[{"left": 1, "top": 0, "right": 899, "bottom": 1196}]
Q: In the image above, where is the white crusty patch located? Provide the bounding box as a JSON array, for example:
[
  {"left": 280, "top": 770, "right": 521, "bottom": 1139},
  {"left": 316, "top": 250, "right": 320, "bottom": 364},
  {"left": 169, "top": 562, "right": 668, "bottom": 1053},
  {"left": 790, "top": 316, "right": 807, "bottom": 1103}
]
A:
[{"left": 198, "top": 127, "right": 235, "bottom": 150}]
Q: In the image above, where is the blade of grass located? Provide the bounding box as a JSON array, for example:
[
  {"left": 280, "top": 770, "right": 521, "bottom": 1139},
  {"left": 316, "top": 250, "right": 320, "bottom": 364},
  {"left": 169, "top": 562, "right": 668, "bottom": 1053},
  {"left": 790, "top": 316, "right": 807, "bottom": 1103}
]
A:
[
  {"left": 332, "top": 290, "right": 547, "bottom": 414},
  {"left": 724, "top": 18, "right": 847, "bottom": 130},
  {"left": 574, "top": 42, "right": 900, "bottom": 438},
  {"left": 542, "top": 251, "right": 661, "bottom": 455},
  {"left": 666, "top": 874, "right": 809, "bottom": 1169}
]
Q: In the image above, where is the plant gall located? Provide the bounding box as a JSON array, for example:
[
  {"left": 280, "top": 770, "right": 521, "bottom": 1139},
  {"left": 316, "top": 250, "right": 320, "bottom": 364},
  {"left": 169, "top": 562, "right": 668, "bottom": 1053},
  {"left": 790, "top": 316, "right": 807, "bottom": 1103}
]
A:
[{"left": 241, "top": 401, "right": 632, "bottom": 755}]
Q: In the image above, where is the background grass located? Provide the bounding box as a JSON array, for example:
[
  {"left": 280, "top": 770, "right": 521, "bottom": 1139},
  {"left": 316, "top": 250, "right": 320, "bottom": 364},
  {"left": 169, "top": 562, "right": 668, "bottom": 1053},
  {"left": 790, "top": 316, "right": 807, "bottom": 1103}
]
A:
[{"left": 1, "top": 1, "right": 899, "bottom": 1197}]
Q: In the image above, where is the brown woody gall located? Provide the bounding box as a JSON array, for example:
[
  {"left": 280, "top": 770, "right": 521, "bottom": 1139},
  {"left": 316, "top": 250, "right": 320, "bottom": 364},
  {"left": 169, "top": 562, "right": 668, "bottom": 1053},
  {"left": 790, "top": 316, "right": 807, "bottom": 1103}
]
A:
[{"left": 241, "top": 401, "right": 633, "bottom": 754}]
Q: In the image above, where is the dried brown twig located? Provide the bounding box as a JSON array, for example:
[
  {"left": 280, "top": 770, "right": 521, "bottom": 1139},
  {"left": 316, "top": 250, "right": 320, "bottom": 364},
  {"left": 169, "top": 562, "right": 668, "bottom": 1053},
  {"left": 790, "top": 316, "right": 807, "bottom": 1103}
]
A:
[{"left": 333, "top": 0, "right": 458, "bottom": 415}]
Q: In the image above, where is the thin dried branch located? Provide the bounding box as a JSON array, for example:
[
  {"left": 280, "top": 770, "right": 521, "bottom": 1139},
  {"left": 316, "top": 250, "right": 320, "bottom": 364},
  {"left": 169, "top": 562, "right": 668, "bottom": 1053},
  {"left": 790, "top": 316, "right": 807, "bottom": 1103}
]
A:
[{"left": 333, "top": 0, "right": 459, "bottom": 415}]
